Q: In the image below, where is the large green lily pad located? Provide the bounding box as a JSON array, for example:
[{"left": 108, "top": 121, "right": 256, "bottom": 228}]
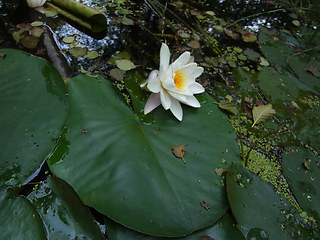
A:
[
  {"left": 28, "top": 176, "right": 105, "bottom": 240},
  {"left": 0, "top": 49, "right": 67, "bottom": 192},
  {"left": 226, "top": 164, "right": 317, "bottom": 239},
  {"left": 105, "top": 213, "right": 245, "bottom": 240},
  {"left": 282, "top": 148, "right": 320, "bottom": 223},
  {"left": 0, "top": 191, "right": 47, "bottom": 240},
  {"left": 48, "top": 74, "right": 240, "bottom": 236},
  {"left": 258, "top": 66, "right": 320, "bottom": 149}
]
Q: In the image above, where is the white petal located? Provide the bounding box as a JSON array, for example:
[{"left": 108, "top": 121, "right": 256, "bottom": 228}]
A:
[
  {"left": 159, "top": 43, "right": 170, "bottom": 80},
  {"left": 172, "top": 52, "right": 191, "bottom": 71},
  {"left": 140, "top": 81, "right": 148, "bottom": 88},
  {"left": 160, "top": 88, "right": 171, "bottom": 110},
  {"left": 170, "top": 98, "right": 183, "bottom": 121},
  {"left": 181, "top": 95, "right": 201, "bottom": 108},
  {"left": 147, "top": 71, "right": 161, "bottom": 93},
  {"left": 162, "top": 69, "right": 177, "bottom": 91},
  {"left": 140, "top": 70, "right": 158, "bottom": 88},
  {"left": 189, "top": 82, "right": 205, "bottom": 94},
  {"left": 180, "top": 63, "right": 197, "bottom": 76},
  {"left": 192, "top": 67, "right": 204, "bottom": 78},
  {"left": 167, "top": 90, "right": 187, "bottom": 102},
  {"left": 144, "top": 93, "right": 161, "bottom": 114}
]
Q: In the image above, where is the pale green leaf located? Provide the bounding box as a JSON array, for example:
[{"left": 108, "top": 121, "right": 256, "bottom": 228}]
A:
[
  {"left": 109, "top": 68, "right": 124, "bottom": 81},
  {"left": 251, "top": 104, "right": 276, "bottom": 127},
  {"left": 85, "top": 50, "right": 99, "bottom": 59},
  {"left": 116, "top": 59, "right": 136, "bottom": 71},
  {"left": 69, "top": 47, "right": 88, "bottom": 57},
  {"left": 218, "top": 101, "right": 239, "bottom": 115},
  {"left": 31, "top": 21, "right": 44, "bottom": 27},
  {"left": 122, "top": 16, "right": 134, "bottom": 25}
]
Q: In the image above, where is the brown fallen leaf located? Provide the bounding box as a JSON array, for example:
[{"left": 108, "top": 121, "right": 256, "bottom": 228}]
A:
[
  {"left": 241, "top": 31, "right": 257, "bottom": 42},
  {"left": 200, "top": 201, "right": 210, "bottom": 210},
  {"left": 172, "top": 144, "right": 186, "bottom": 164},
  {"left": 0, "top": 51, "right": 6, "bottom": 58},
  {"left": 215, "top": 168, "right": 228, "bottom": 176},
  {"left": 187, "top": 40, "right": 200, "bottom": 49},
  {"left": 224, "top": 28, "right": 239, "bottom": 39}
]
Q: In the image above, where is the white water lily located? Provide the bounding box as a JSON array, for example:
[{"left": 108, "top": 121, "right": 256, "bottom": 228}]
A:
[
  {"left": 26, "top": 0, "right": 47, "bottom": 8},
  {"left": 141, "top": 43, "right": 204, "bottom": 121}
]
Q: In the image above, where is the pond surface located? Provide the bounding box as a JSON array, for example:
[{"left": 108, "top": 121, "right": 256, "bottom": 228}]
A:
[{"left": 0, "top": 0, "right": 320, "bottom": 239}]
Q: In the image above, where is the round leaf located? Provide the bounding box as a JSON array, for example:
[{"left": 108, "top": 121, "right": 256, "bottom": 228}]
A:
[
  {"left": 48, "top": 74, "right": 240, "bottom": 237},
  {"left": 0, "top": 49, "right": 67, "bottom": 191},
  {"left": 282, "top": 148, "right": 320, "bottom": 223},
  {"left": 105, "top": 213, "right": 245, "bottom": 240},
  {"left": 226, "top": 164, "right": 318, "bottom": 239},
  {"left": 28, "top": 176, "right": 105, "bottom": 240},
  {"left": 0, "top": 192, "right": 47, "bottom": 240}
]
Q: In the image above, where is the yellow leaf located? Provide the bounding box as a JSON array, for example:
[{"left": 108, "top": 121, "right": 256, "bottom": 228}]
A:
[{"left": 251, "top": 104, "right": 276, "bottom": 127}]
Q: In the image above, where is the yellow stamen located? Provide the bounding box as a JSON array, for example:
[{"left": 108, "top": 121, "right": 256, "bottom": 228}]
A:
[{"left": 173, "top": 70, "right": 185, "bottom": 90}]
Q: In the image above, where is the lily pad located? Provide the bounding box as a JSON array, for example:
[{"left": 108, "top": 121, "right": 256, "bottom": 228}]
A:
[
  {"left": 258, "top": 67, "right": 320, "bottom": 149},
  {"left": 0, "top": 49, "right": 67, "bottom": 191},
  {"left": 282, "top": 148, "right": 320, "bottom": 223},
  {"left": 0, "top": 191, "right": 46, "bottom": 240},
  {"left": 226, "top": 164, "right": 317, "bottom": 239},
  {"left": 48, "top": 73, "right": 240, "bottom": 237},
  {"left": 259, "top": 32, "right": 295, "bottom": 67},
  {"left": 105, "top": 213, "right": 245, "bottom": 240},
  {"left": 28, "top": 176, "right": 105, "bottom": 240}
]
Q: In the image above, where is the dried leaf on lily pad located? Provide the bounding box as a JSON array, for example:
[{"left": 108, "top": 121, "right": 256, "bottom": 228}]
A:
[
  {"left": 215, "top": 168, "right": 228, "bottom": 176},
  {"left": 0, "top": 51, "right": 6, "bottom": 58},
  {"left": 172, "top": 144, "right": 186, "bottom": 164},
  {"left": 251, "top": 104, "right": 276, "bottom": 127},
  {"left": 218, "top": 101, "right": 238, "bottom": 115},
  {"left": 200, "top": 201, "right": 210, "bottom": 210},
  {"left": 116, "top": 59, "right": 136, "bottom": 71},
  {"left": 187, "top": 40, "right": 200, "bottom": 49},
  {"left": 259, "top": 57, "right": 270, "bottom": 66}
]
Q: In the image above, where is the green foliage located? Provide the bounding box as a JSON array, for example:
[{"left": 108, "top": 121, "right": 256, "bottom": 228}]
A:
[
  {"left": 0, "top": 191, "right": 47, "bottom": 240},
  {"left": 28, "top": 176, "right": 105, "bottom": 240},
  {"left": 258, "top": 29, "right": 320, "bottom": 149},
  {"left": 1, "top": 0, "right": 320, "bottom": 238},
  {"left": 48, "top": 73, "right": 240, "bottom": 237},
  {"left": 226, "top": 164, "right": 319, "bottom": 239},
  {"left": 0, "top": 49, "right": 67, "bottom": 191},
  {"left": 282, "top": 148, "right": 320, "bottom": 224},
  {"left": 105, "top": 213, "right": 245, "bottom": 240}
]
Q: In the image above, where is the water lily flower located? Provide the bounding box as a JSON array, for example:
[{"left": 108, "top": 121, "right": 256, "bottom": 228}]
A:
[
  {"left": 26, "top": 0, "right": 47, "bottom": 8},
  {"left": 141, "top": 43, "right": 204, "bottom": 121}
]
